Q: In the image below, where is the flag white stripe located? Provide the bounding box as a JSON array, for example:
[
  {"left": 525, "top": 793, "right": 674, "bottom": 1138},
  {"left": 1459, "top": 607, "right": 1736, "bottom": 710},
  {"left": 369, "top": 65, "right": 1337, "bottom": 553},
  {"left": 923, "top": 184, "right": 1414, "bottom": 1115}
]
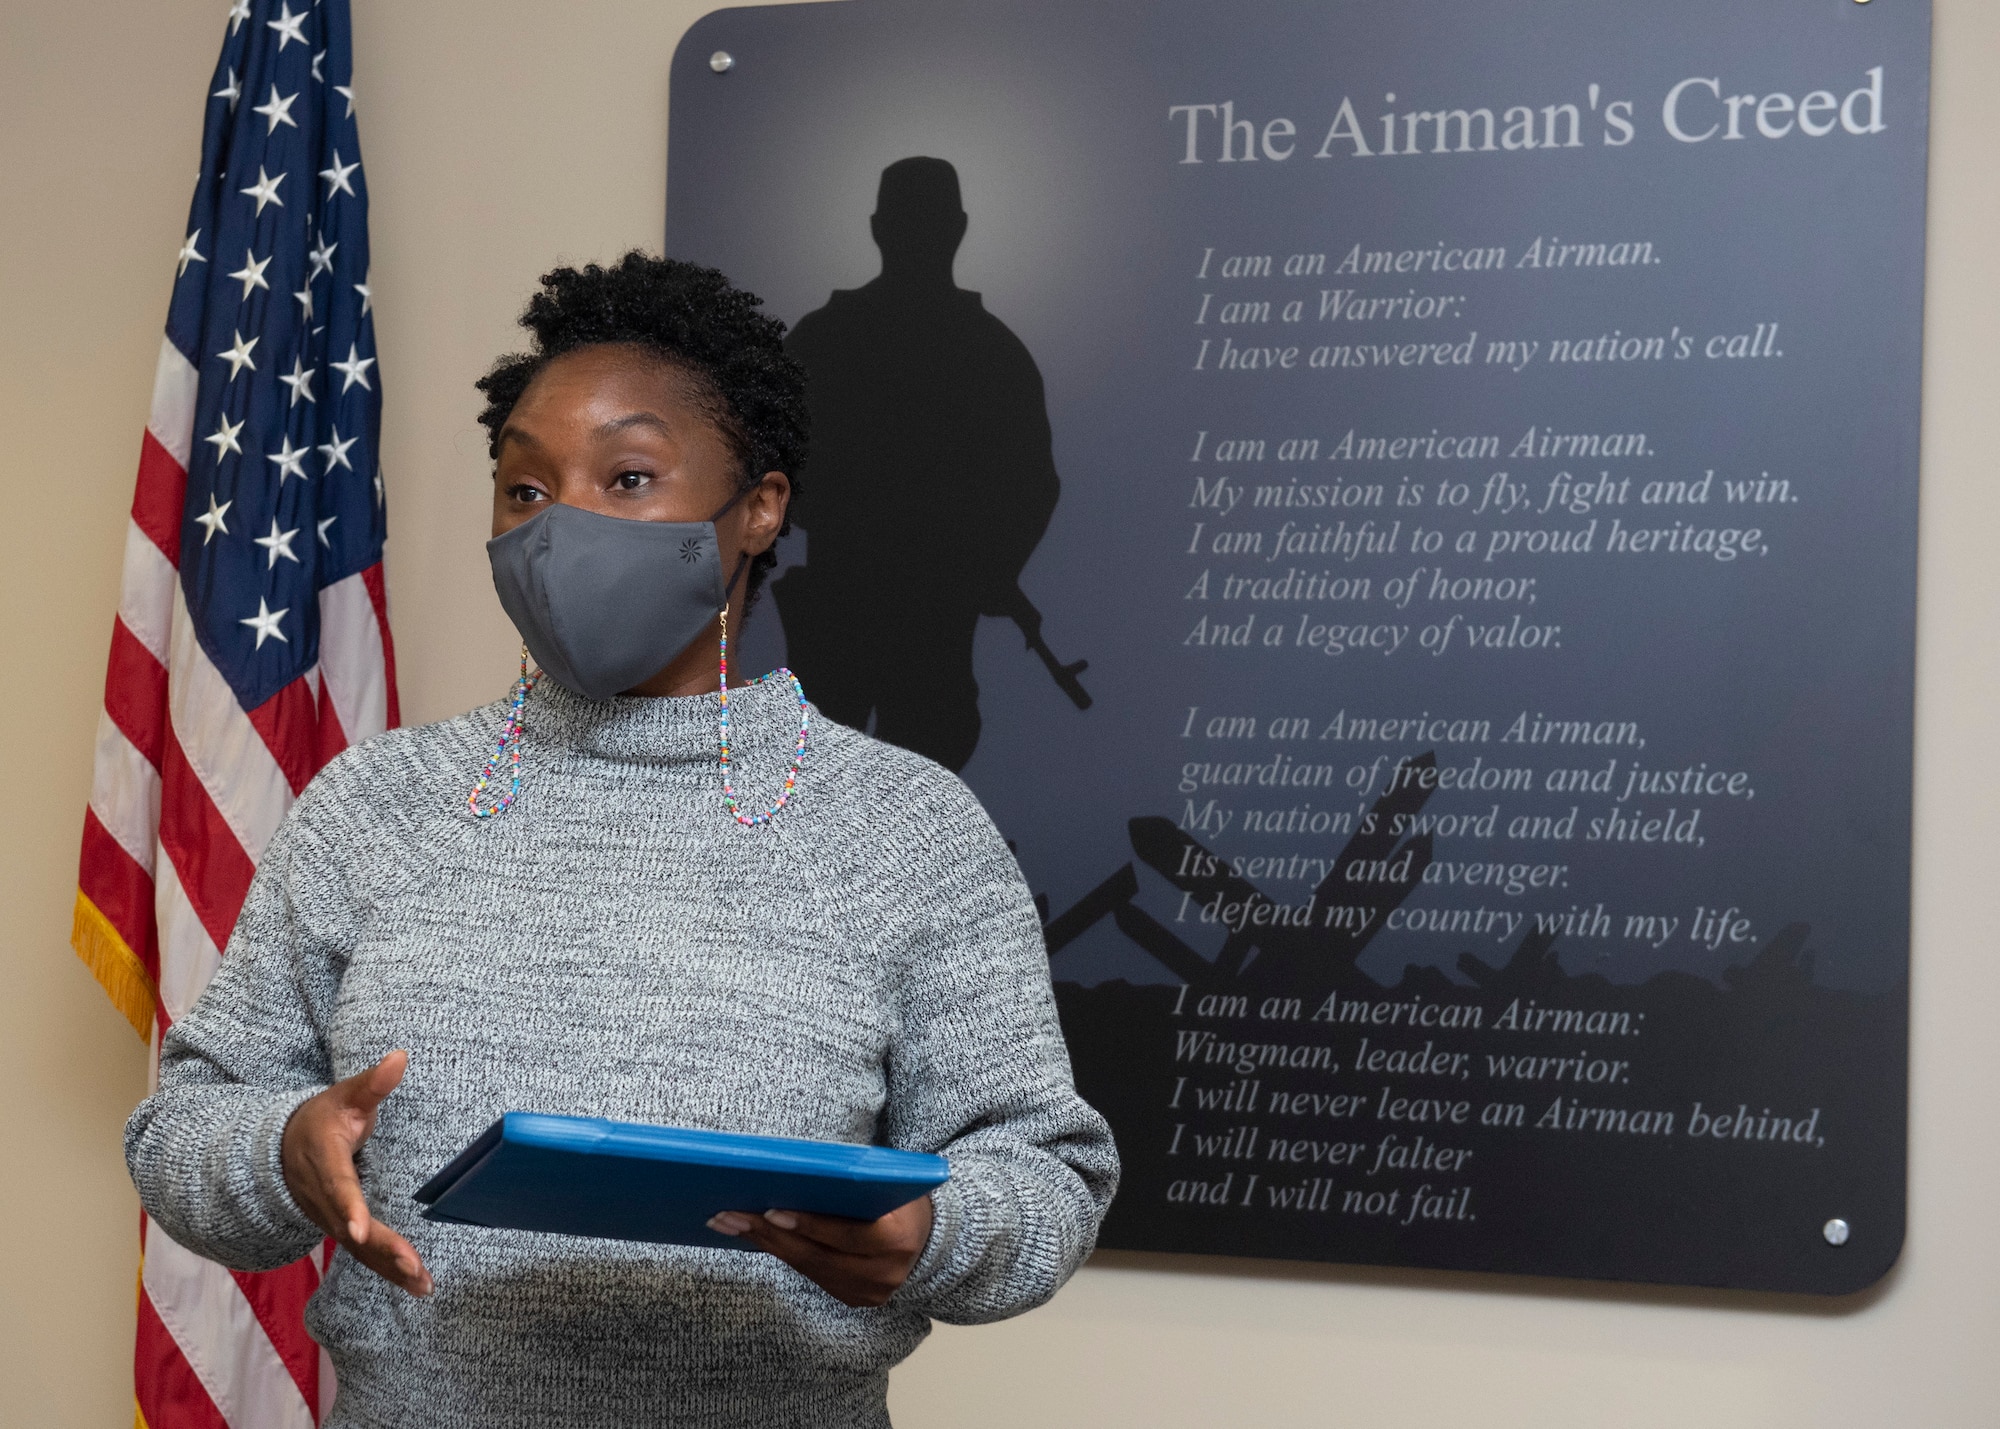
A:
[
  {"left": 148, "top": 335, "right": 200, "bottom": 469},
  {"left": 318, "top": 572, "right": 388, "bottom": 743},
  {"left": 167, "top": 586, "right": 294, "bottom": 862},
  {"left": 154, "top": 852, "right": 223, "bottom": 1026},
  {"left": 120, "top": 520, "right": 177, "bottom": 664},
  {"left": 142, "top": 1229, "right": 315, "bottom": 1429},
  {"left": 89, "top": 712, "right": 161, "bottom": 877},
  {"left": 319, "top": 1340, "right": 338, "bottom": 1422}
]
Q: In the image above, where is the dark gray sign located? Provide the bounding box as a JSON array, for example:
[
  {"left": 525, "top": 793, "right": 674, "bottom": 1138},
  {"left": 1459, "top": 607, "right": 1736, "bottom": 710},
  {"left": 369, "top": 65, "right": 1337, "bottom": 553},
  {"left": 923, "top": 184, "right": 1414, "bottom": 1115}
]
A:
[{"left": 668, "top": 0, "right": 1928, "bottom": 1294}]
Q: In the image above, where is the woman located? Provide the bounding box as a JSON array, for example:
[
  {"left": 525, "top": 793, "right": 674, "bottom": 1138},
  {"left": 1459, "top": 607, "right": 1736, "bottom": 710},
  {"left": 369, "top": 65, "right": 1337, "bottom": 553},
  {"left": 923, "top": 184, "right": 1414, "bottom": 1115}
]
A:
[{"left": 126, "top": 253, "right": 1118, "bottom": 1428}]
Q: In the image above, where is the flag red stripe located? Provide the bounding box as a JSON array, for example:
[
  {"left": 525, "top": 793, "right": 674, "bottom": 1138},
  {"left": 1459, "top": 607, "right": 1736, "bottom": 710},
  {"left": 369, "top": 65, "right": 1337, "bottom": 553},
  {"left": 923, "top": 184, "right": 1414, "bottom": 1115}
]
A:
[
  {"left": 230, "top": 1260, "right": 323, "bottom": 1420},
  {"left": 246, "top": 676, "right": 323, "bottom": 798},
  {"left": 361, "top": 563, "right": 400, "bottom": 728},
  {"left": 132, "top": 430, "right": 187, "bottom": 569},
  {"left": 157, "top": 728, "right": 258, "bottom": 954},
  {"left": 105, "top": 617, "right": 170, "bottom": 771},
  {"left": 79, "top": 808, "right": 161, "bottom": 982},
  {"left": 136, "top": 1286, "right": 233, "bottom": 1429},
  {"left": 316, "top": 684, "right": 350, "bottom": 765}
]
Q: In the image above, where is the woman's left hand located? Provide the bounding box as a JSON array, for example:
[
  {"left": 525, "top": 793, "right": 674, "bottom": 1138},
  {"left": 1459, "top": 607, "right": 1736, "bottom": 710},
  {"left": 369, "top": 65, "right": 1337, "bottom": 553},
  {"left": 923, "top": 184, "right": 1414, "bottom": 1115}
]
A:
[{"left": 707, "top": 1196, "right": 933, "bottom": 1307}]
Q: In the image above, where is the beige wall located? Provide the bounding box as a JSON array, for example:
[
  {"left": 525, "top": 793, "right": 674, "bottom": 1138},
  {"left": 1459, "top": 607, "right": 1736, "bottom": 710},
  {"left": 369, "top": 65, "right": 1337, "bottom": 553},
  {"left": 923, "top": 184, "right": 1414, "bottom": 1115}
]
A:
[{"left": 2, "top": 1, "right": 1994, "bottom": 1423}]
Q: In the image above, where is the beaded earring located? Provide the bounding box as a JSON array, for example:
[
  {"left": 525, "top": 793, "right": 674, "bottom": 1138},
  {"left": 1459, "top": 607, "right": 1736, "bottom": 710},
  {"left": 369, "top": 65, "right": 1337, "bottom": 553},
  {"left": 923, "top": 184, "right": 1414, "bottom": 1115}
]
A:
[
  {"left": 467, "top": 645, "right": 541, "bottom": 818},
  {"left": 718, "top": 604, "right": 810, "bottom": 827}
]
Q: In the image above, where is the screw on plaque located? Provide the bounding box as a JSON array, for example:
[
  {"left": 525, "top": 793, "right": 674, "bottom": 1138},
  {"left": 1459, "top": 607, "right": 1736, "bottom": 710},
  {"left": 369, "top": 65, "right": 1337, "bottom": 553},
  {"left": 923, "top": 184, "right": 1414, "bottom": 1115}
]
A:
[
  {"left": 709, "top": 51, "right": 734, "bottom": 73},
  {"left": 1822, "top": 1217, "right": 1850, "bottom": 1246}
]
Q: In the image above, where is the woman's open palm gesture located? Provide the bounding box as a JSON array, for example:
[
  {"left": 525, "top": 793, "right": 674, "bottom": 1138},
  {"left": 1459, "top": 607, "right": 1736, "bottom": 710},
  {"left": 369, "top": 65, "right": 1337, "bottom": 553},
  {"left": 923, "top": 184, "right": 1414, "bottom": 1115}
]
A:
[{"left": 280, "top": 1050, "right": 434, "bottom": 1297}]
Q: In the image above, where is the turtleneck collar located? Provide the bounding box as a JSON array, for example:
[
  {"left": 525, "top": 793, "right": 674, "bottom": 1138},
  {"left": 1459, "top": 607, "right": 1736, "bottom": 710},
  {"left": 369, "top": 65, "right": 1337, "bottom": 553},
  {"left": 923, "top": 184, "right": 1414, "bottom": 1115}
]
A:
[{"left": 525, "top": 673, "right": 803, "bottom": 764}]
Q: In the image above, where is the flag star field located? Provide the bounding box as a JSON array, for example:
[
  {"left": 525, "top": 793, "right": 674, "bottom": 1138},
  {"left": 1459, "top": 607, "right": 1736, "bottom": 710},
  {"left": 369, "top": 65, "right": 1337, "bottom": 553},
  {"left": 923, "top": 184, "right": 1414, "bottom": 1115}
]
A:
[{"left": 171, "top": 0, "right": 382, "bottom": 710}]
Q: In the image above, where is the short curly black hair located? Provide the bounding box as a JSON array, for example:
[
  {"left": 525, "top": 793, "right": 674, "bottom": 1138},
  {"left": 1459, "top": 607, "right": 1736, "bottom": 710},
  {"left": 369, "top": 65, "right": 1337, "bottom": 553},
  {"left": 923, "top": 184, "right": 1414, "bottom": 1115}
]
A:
[{"left": 475, "top": 251, "right": 809, "bottom": 605}]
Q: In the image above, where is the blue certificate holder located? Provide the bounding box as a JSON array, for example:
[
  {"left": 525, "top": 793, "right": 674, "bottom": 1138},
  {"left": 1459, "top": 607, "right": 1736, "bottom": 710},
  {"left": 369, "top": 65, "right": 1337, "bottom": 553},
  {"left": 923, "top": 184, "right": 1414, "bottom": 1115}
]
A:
[{"left": 414, "top": 1112, "right": 950, "bottom": 1249}]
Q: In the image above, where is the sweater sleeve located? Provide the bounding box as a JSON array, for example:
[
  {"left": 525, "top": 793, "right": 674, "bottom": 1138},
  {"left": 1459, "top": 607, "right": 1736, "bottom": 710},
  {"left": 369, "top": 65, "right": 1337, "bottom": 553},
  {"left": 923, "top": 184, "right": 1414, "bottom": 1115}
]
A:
[
  {"left": 124, "top": 783, "right": 355, "bottom": 1271},
  {"left": 880, "top": 778, "right": 1119, "bottom": 1324}
]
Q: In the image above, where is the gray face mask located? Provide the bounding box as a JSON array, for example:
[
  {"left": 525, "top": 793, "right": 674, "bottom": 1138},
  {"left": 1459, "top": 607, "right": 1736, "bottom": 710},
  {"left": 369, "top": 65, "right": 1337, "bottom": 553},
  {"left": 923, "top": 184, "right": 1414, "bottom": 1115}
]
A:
[{"left": 487, "top": 495, "right": 749, "bottom": 701}]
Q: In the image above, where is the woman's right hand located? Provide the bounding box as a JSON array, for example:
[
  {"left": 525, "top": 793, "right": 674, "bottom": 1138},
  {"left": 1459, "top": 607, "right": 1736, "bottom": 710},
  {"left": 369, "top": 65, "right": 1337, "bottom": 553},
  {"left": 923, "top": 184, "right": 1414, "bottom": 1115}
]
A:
[{"left": 279, "top": 1050, "right": 434, "bottom": 1297}]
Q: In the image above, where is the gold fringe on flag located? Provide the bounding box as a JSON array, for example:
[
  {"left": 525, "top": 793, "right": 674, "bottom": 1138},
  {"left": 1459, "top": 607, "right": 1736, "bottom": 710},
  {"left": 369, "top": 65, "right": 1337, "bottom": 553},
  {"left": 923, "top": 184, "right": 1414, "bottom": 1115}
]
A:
[{"left": 71, "top": 890, "right": 156, "bottom": 1041}]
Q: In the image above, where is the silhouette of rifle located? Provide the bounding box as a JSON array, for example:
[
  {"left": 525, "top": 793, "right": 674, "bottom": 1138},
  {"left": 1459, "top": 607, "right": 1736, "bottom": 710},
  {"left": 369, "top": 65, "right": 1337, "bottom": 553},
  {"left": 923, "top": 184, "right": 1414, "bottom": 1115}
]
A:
[{"left": 993, "top": 584, "right": 1091, "bottom": 710}]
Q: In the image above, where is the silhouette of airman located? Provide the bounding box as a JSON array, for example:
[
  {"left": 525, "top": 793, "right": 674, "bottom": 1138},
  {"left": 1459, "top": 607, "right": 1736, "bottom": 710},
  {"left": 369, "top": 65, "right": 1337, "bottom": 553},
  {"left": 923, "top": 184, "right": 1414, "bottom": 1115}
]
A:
[{"left": 776, "top": 157, "right": 1063, "bottom": 771}]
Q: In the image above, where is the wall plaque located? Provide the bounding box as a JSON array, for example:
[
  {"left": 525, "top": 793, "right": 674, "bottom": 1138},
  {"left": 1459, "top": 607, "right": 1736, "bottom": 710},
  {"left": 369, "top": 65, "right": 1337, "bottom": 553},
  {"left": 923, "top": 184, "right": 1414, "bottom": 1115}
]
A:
[{"left": 667, "top": 0, "right": 1928, "bottom": 1293}]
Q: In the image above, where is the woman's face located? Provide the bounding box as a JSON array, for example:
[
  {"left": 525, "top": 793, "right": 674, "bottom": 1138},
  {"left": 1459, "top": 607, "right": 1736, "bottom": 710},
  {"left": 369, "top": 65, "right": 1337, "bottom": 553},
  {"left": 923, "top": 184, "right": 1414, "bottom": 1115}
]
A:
[{"left": 489, "top": 343, "right": 787, "bottom": 556}]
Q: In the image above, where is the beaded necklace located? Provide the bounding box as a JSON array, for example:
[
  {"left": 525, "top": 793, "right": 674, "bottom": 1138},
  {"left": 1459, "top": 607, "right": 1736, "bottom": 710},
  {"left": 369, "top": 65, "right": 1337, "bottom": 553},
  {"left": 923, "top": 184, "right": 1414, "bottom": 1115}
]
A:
[
  {"left": 467, "top": 614, "right": 810, "bottom": 826},
  {"left": 718, "top": 604, "right": 811, "bottom": 826}
]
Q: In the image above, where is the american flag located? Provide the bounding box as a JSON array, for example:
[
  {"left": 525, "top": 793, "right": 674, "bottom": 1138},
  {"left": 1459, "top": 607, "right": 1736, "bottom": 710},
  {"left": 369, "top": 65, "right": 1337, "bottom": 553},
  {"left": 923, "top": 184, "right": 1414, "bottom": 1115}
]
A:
[{"left": 71, "top": 1, "right": 395, "bottom": 1423}]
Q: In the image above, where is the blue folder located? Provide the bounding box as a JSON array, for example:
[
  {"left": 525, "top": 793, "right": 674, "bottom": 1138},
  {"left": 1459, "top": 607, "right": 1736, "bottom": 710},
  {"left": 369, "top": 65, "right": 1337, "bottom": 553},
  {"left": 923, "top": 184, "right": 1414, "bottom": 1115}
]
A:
[{"left": 413, "top": 1112, "right": 950, "bottom": 1249}]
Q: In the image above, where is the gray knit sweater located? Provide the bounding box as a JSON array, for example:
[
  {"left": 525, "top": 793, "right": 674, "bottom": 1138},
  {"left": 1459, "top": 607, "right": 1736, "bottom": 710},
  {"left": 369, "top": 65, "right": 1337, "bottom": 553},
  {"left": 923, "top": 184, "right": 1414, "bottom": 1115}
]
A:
[{"left": 125, "top": 676, "right": 1118, "bottom": 1428}]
